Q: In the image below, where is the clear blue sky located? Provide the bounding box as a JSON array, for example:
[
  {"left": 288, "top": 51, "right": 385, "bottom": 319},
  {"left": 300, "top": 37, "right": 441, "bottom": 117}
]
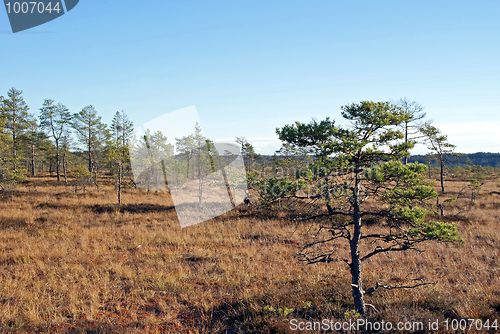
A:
[{"left": 1, "top": 0, "right": 499, "bottom": 154}]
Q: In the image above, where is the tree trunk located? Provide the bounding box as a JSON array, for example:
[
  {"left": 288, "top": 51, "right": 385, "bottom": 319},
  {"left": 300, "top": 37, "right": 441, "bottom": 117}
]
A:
[
  {"left": 118, "top": 160, "right": 122, "bottom": 205},
  {"left": 12, "top": 121, "right": 17, "bottom": 171},
  {"left": 350, "top": 181, "right": 366, "bottom": 316},
  {"left": 440, "top": 159, "right": 445, "bottom": 194},
  {"left": 88, "top": 123, "right": 93, "bottom": 182},
  {"left": 403, "top": 122, "right": 408, "bottom": 165},
  {"left": 62, "top": 153, "right": 68, "bottom": 185},
  {"left": 325, "top": 174, "right": 334, "bottom": 214},
  {"left": 55, "top": 140, "right": 60, "bottom": 181},
  {"left": 94, "top": 170, "right": 99, "bottom": 191},
  {"left": 198, "top": 178, "right": 203, "bottom": 204},
  {"left": 120, "top": 130, "right": 127, "bottom": 205},
  {"left": 197, "top": 149, "right": 204, "bottom": 204},
  {"left": 30, "top": 143, "right": 35, "bottom": 176},
  {"left": 147, "top": 166, "right": 151, "bottom": 194}
]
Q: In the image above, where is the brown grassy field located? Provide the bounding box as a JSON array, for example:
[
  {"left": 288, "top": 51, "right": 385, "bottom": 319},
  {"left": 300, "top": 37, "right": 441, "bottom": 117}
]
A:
[{"left": 0, "top": 172, "right": 499, "bottom": 333}]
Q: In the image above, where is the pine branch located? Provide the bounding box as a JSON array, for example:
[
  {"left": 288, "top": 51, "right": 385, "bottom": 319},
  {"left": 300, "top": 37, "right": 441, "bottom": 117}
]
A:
[{"left": 365, "top": 278, "right": 435, "bottom": 295}]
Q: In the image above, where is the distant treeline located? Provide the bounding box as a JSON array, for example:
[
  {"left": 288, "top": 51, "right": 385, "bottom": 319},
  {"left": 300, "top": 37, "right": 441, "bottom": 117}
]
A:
[
  {"left": 408, "top": 152, "right": 500, "bottom": 167},
  {"left": 256, "top": 152, "right": 500, "bottom": 169}
]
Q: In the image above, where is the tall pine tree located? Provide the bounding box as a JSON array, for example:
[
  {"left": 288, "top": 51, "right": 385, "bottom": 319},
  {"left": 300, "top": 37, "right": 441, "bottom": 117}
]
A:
[
  {"left": 71, "top": 105, "right": 108, "bottom": 182},
  {"left": 1, "top": 88, "right": 30, "bottom": 171},
  {"left": 39, "top": 99, "right": 71, "bottom": 181},
  {"left": 108, "top": 111, "right": 134, "bottom": 204}
]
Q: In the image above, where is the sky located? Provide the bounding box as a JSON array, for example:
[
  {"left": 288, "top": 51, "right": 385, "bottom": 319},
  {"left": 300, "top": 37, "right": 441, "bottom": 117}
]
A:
[{"left": 1, "top": 0, "right": 499, "bottom": 155}]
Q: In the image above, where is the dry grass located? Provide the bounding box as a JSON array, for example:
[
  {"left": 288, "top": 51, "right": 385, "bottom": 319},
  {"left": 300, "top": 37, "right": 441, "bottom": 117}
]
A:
[{"left": 0, "top": 173, "right": 499, "bottom": 333}]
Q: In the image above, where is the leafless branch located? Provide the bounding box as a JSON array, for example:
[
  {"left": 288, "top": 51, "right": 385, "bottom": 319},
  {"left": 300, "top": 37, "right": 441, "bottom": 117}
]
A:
[
  {"left": 360, "top": 239, "right": 426, "bottom": 262},
  {"left": 365, "top": 278, "right": 435, "bottom": 295},
  {"left": 298, "top": 253, "right": 351, "bottom": 266}
]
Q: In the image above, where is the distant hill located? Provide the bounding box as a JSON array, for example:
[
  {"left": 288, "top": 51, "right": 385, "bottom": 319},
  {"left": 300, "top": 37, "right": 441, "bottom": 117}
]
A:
[{"left": 408, "top": 152, "right": 500, "bottom": 167}]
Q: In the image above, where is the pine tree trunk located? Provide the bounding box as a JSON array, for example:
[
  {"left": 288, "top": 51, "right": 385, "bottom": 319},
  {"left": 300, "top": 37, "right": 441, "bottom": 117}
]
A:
[
  {"left": 198, "top": 151, "right": 203, "bottom": 204},
  {"left": 31, "top": 143, "right": 35, "bottom": 176},
  {"left": 88, "top": 124, "right": 93, "bottom": 182},
  {"left": 440, "top": 159, "right": 445, "bottom": 194},
  {"left": 12, "top": 122, "right": 17, "bottom": 171},
  {"left": 94, "top": 170, "right": 99, "bottom": 191},
  {"left": 62, "top": 154, "right": 68, "bottom": 185},
  {"left": 350, "top": 181, "right": 366, "bottom": 316},
  {"left": 118, "top": 160, "right": 122, "bottom": 205},
  {"left": 147, "top": 167, "right": 151, "bottom": 194},
  {"left": 403, "top": 122, "right": 408, "bottom": 165},
  {"left": 55, "top": 140, "right": 60, "bottom": 181},
  {"left": 12, "top": 111, "right": 17, "bottom": 169},
  {"left": 325, "top": 174, "right": 334, "bottom": 214},
  {"left": 198, "top": 178, "right": 203, "bottom": 204}
]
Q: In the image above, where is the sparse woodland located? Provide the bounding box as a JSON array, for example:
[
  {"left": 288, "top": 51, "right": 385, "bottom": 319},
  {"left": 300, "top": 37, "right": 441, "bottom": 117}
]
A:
[{"left": 1, "top": 90, "right": 500, "bottom": 333}]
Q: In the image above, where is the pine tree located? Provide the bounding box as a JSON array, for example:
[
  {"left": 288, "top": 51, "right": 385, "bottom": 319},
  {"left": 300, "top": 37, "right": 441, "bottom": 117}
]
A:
[
  {"left": 22, "top": 113, "right": 47, "bottom": 176},
  {"left": 39, "top": 99, "right": 71, "bottom": 181},
  {"left": 1, "top": 88, "right": 30, "bottom": 171},
  {"left": 420, "top": 123, "right": 457, "bottom": 194},
  {"left": 277, "top": 101, "right": 460, "bottom": 315},
  {"left": 71, "top": 105, "right": 108, "bottom": 183},
  {"left": 108, "top": 111, "right": 134, "bottom": 204},
  {"left": 176, "top": 134, "right": 195, "bottom": 179},
  {"left": 130, "top": 129, "right": 173, "bottom": 193},
  {"left": 397, "top": 98, "right": 426, "bottom": 164}
]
